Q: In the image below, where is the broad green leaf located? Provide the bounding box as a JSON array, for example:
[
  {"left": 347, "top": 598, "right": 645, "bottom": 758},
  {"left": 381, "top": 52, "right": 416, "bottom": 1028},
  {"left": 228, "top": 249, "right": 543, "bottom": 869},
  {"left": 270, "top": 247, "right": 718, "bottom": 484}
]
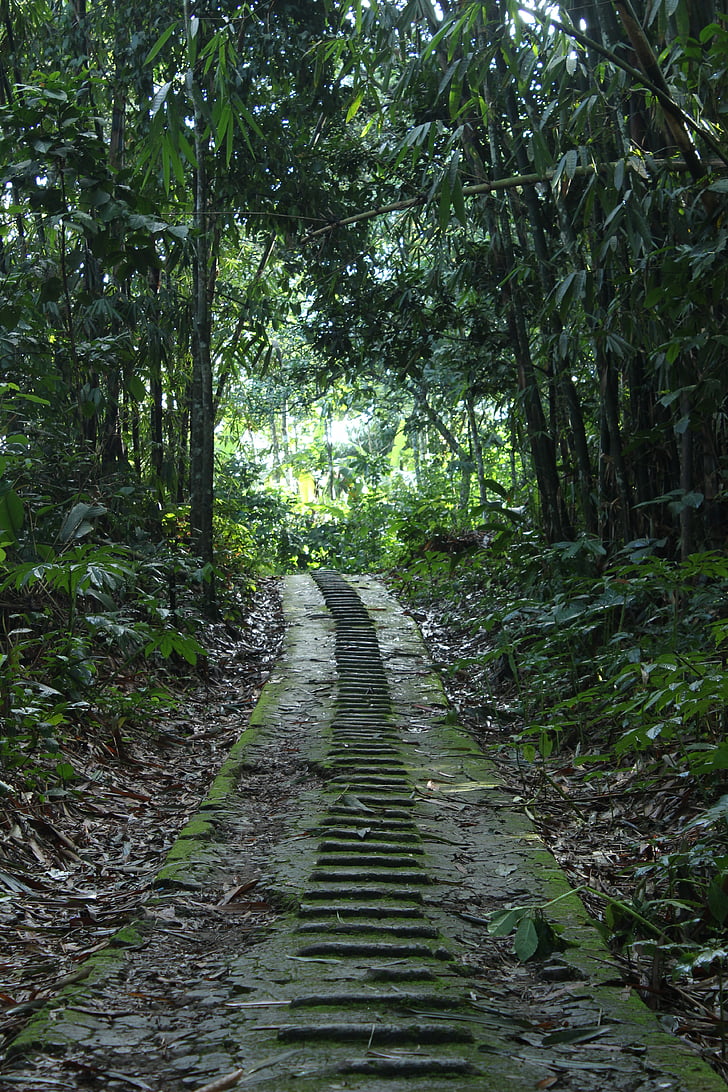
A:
[
  {"left": 482, "top": 479, "right": 509, "bottom": 499},
  {"left": 0, "top": 486, "right": 23, "bottom": 541},
  {"left": 514, "top": 915, "right": 540, "bottom": 961},
  {"left": 707, "top": 877, "right": 728, "bottom": 925},
  {"left": 151, "top": 80, "right": 172, "bottom": 120},
  {"left": 59, "top": 502, "right": 107, "bottom": 543},
  {"left": 487, "top": 907, "right": 524, "bottom": 937},
  {"left": 127, "top": 375, "right": 147, "bottom": 402}
]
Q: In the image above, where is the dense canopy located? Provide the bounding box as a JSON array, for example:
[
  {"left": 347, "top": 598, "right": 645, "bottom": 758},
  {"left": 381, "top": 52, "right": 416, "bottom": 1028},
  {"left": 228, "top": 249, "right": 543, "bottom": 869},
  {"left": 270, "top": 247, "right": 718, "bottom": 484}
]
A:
[
  {"left": 1, "top": 1, "right": 728, "bottom": 1072},
  {"left": 1, "top": 0, "right": 725, "bottom": 564}
]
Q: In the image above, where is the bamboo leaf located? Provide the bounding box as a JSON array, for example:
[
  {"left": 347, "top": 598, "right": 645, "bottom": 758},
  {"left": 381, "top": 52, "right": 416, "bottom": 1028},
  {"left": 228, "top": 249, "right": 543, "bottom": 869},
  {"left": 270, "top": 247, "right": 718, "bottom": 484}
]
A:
[
  {"left": 215, "top": 101, "right": 232, "bottom": 155},
  {"left": 235, "top": 99, "right": 264, "bottom": 141},
  {"left": 150, "top": 80, "right": 172, "bottom": 120},
  {"left": 144, "top": 23, "right": 177, "bottom": 66},
  {"left": 452, "top": 174, "right": 467, "bottom": 227},
  {"left": 346, "top": 88, "right": 365, "bottom": 123},
  {"left": 614, "top": 157, "right": 625, "bottom": 191},
  {"left": 162, "top": 142, "right": 171, "bottom": 193},
  {"left": 542, "top": 1025, "right": 612, "bottom": 1045}
]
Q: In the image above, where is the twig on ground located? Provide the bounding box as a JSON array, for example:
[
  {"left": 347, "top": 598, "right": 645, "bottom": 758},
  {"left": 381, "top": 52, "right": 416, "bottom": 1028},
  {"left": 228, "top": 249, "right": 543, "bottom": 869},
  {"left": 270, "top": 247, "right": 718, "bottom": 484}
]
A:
[{"left": 190, "top": 1069, "right": 246, "bottom": 1092}]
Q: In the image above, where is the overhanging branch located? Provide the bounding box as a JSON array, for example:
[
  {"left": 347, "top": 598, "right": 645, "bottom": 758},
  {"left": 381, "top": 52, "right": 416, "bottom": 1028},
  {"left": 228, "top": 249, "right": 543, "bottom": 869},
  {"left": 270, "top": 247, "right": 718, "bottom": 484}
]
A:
[{"left": 300, "top": 157, "right": 702, "bottom": 244}]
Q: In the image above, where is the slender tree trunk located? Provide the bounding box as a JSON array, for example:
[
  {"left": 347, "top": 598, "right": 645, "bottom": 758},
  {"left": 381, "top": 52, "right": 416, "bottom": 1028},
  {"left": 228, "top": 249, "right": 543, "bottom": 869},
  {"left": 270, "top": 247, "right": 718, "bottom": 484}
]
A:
[
  {"left": 466, "top": 390, "right": 488, "bottom": 507},
  {"left": 679, "top": 387, "right": 695, "bottom": 559},
  {"left": 497, "top": 58, "right": 597, "bottom": 534},
  {"left": 415, "top": 386, "right": 472, "bottom": 512},
  {"left": 281, "top": 393, "right": 290, "bottom": 460},
  {"left": 100, "top": 25, "right": 130, "bottom": 472},
  {"left": 130, "top": 397, "right": 141, "bottom": 477},
  {"left": 176, "top": 388, "right": 190, "bottom": 504},
  {"left": 598, "top": 348, "right": 633, "bottom": 543},
  {"left": 410, "top": 424, "right": 423, "bottom": 489},
  {"left": 150, "top": 368, "right": 164, "bottom": 478},
  {"left": 101, "top": 367, "right": 125, "bottom": 469},
  {"left": 185, "top": 0, "right": 215, "bottom": 578},
  {"left": 627, "top": 353, "right": 653, "bottom": 523},
  {"left": 479, "top": 63, "right": 573, "bottom": 543},
  {"left": 145, "top": 269, "right": 164, "bottom": 479},
  {"left": 324, "top": 413, "right": 336, "bottom": 500},
  {"left": 509, "top": 300, "right": 574, "bottom": 542}
]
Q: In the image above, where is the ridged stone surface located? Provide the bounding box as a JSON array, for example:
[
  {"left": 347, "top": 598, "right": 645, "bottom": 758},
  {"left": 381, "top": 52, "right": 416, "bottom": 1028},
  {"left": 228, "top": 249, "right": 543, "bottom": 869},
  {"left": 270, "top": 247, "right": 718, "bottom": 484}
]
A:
[{"left": 5, "top": 571, "right": 724, "bottom": 1092}]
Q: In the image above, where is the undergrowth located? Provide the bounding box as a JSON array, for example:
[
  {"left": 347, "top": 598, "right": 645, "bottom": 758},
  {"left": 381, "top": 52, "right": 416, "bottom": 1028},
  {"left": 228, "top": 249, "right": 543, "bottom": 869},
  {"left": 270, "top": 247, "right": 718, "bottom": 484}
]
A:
[
  {"left": 390, "top": 529, "right": 728, "bottom": 1051},
  {"left": 0, "top": 490, "right": 260, "bottom": 801}
]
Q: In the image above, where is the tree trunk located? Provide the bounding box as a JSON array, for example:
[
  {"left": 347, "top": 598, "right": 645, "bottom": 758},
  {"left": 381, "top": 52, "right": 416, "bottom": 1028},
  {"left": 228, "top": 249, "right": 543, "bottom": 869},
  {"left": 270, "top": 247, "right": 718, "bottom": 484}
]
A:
[
  {"left": 147, "top": 269, "right": 164, "bottom": 479},
  {"left": 479, "top": 62, "right": 573, "bottom": 543},
  {"left": 679, "top": 387, "right": 694, "bottom": 559},
  {"left": 466, "top": 390, "right": 488, "bottom": 507},
  {"left": 185, "top": 0, "right": 215, "bottom": 579},
  {"left": 509, "top": 300, "right": 574, "bottom": 543},
  {"left": 415, "top": 387, "right": 472, "bottom": 513},
  {"left": 598, "top": 348, "right": 633, "bottom": 543},
  {"left": 497, "top": 59, "right": 597, "bottom": 535}
]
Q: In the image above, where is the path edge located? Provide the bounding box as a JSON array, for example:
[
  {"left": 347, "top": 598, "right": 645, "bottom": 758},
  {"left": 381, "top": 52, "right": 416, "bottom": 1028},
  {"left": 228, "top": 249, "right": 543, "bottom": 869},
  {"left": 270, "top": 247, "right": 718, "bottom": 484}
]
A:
[{"left": 5, "top": 575, "right": 321, "bottom": 1062}]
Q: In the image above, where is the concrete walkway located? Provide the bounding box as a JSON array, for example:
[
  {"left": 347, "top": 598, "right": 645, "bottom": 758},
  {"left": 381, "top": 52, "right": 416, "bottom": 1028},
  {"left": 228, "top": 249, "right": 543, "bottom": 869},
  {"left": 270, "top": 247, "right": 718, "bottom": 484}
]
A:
[{"left": 6, "top": 573, "right": 723, "bottom": 1091}]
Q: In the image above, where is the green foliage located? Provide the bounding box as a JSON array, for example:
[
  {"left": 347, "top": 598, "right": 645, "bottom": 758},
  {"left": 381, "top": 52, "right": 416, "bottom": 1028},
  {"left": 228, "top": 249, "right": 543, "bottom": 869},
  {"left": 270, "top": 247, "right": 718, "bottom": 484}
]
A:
[
  {"left": 394, "top": 529, "right": 728, "bottom": 988},
  {"left": 0, "top": 502, "right": 213, "bottom": 796},
  {"left": 488, "top": 903, "right": 566, "bottom": 962}
]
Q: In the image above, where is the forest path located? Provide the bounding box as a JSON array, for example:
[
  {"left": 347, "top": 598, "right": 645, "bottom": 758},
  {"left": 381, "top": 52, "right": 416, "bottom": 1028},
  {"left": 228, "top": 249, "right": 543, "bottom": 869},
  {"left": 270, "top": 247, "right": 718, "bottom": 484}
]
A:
[{"left": 5, "top": 573, "right": 722, "bottom": 1092}]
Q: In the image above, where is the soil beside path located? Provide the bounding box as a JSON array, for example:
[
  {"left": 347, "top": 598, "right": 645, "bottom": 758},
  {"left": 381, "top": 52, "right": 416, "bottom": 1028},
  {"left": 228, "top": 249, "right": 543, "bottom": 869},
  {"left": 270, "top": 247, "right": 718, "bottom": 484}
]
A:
[{"left": 3, "top": 572, "right": 723, "bottom": 1092}]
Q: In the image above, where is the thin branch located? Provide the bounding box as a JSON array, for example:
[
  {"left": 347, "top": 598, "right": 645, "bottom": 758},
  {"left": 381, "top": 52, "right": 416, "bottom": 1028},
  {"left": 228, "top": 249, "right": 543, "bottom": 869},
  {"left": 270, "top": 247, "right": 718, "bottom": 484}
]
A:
[{"left": 301, "top": 157, "right": 700, "bottom": 243}]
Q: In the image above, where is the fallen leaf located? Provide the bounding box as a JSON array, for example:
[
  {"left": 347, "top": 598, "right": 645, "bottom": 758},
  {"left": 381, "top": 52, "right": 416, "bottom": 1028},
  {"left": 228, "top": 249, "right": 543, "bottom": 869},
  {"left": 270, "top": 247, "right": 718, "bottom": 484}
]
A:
[{"left": 541, "top": 1024, "right": 613, "bottom": 1046}]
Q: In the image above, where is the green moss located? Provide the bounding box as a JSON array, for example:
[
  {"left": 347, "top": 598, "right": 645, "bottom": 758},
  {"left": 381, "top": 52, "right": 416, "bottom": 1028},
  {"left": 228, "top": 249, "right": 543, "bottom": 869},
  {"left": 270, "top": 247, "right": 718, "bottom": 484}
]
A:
[
  {"left": 8, "top": 924, "right": 146, "bottom": 1057},
  {"left": 109, "top": 923, "right": 144, "bottom": 947},
  {"left": 159, "top": 836, "right": 206, "bottom": 862},
  {"left": 175, "top": 816, "right": 213, "bottom": 840}
]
